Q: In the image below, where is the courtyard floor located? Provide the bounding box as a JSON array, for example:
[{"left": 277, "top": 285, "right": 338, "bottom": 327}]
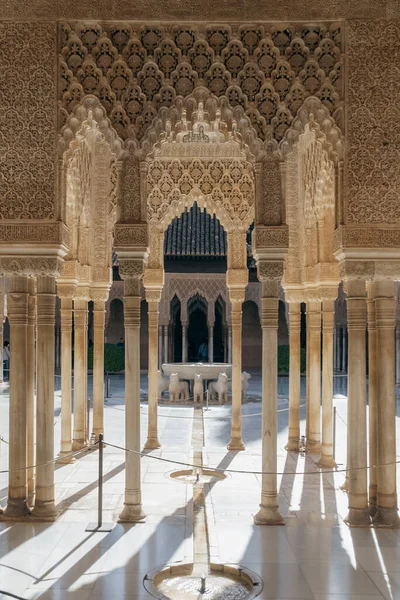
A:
[{"left": 0, "top": 373, "right": 400, "bottom": 599}]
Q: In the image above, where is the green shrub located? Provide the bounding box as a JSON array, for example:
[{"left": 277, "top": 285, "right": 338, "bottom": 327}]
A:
[
  {"left": 277, "top": 345, "right": 306, "bottom": 373},
  {"left": 88, "top": 343, "right": 125, "bottom": 372}
]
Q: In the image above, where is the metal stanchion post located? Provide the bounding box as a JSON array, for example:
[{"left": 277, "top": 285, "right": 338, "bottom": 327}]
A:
[
  {"left": 333, "top": 406, "right": 337, "bottom": 464},
  {"left": 86, "top": 433, "right": 114, "bottom": 532}
]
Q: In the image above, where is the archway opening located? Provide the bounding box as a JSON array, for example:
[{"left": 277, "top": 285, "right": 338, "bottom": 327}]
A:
[
  {"left": 188, "top": 294, "right": 208, "bottom": 362},
  {"left": 170, "top": 295, "right": 182, "bottom": 362},
  {"left": 242, "top": 300, "right": 262, "bottom": 369},
  {"left": 214, "top": 296, "right": 226, "bottom": 363}
]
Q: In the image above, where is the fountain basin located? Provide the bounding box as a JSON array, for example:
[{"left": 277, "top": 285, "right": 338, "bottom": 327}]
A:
[
  {"left": 167, "top": 469, "right": 227, "bottom": 484},
  {"left": 162, "top": 363, "right": 232, "bottom": 380},
  {"left": 144, "top": 563, "right": 262, "bottom": 600}
]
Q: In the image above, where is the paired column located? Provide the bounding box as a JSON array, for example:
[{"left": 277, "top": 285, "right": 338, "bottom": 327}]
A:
[
  {"left": 254, "top": 280, "right": 284, "bottom": 525},
  {"left": 344, "top": 279, "right": 370, "bottom": 526},
  {"left": 373, "top": 280, "right": 400, "bottom": 526},
  {"left": 286, "top": 302, "right": 301, "bottom": 451},
  {"left": 227, "top": 292, "right": 245, "bottom": 451},
  {"left": 32, "top": 276, "right": 57, "bottom": 519},
  {"left": 92, "top": 298, "right": 107, "bottom": 440},
  {"left": 208, "top": 323, "right": 214, "bottom": 363},
  {"left": 119, "top": 277, "right": 146, "bottom": 522},
  {"left": 182, "top": 322, "right": 188, "bottom": 363},
  {"left": 144, "top": 290, "right": 162, "bottom": 449},
  {"left": 72, "top": 297, "right": 89, "bottom": 449},
  {"left": 57, "top": 294, "right": 74, "bottom": 463},
  {"left": 163, "top": 325, "right": 168, "bottom": 364},
  {"left": 227, "top": 326, "right": 232, "bottom": 363},
  {"left": 27, "top": 279, "right": 36, "bottom": 503},
  {"left": 366, "top": 283, "right": 378, "bottom": 515},
  {"left": 4, "top": 276, "right": 30, "bottom": 517},
  {"left": 306, "top": 301, "right": 322, "bottom": 453},
  {"left": 158, "top": 326, "right": 163, "bottom": 368},
  {"left": 319, "top": 299, "right": 336, "bottom": 467}
]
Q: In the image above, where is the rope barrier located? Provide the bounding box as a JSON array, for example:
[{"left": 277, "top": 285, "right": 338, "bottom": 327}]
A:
[
  {"left": 0, "top": 446, "right": 96, "bottom": 475},
  {"left": 102, "top": 439, "right": 400, "bottom": 477}
]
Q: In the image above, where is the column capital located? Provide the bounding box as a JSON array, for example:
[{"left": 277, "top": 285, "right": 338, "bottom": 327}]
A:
[
  {"left": 90, "top": 285, "right": 110, "bottom": 303},
  {"left": 119, "top": 258, "right": 145, "bottom": 280}
]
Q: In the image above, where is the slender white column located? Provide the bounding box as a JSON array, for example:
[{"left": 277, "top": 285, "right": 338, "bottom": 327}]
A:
[
  {"left": 119, "top": 278, "right": 146, "bottom": 522},
  {"left": 286, "top": 302, "right": 300, "bottom": 451},
  {"left": 4, "top": 276, "right": 30, "bottom": 517},
  {"left": 73, "top": 298, "right": 89, "bottom": 449},
  {"left": 255, "top": 281, "right": 284, "bottom": 525},
  {"left": 373, "top": 280, "right": 400, "bottom": 526},
  {"left": 366, "top": 283, "right": 377, "bottom": 515},
  {"left": 92, "top": 299, "right": 106, "bottom": 440},
  {"left": 319, "top": 299, "right": 336, "bottom": 468},
  {"left": 228, "top": 326, "right": 232, "bottom": 363},
  {"left": 164, "top": 325, "right": 168, "bottom": 364},
  {"left": 345, "top": 279, "right": 370, "bottom": 527},
  {"left": 396, "top": 326, "right": 400, "bottom": 385},
  {"left": 341, "top": 327, "right": 347, "bottom": 373},
  {"left": 305, "top": 313, "right": 310, "bottom": 441},
  {"left": 182, "top": 322, "right": 188, "bottom": 362},
  {"left": 32, "top": 276, "right": 57, "bottom": 519},
  {"left": 27, "top": 279, "right": 36, "bottom": 503},
  {"left": 158, "top": 326, "right": 163, "bottom": 368},
  {"left": 144, "top": 294, "right": 161, "bottom": 449},
  {"left": 57, "top": 296, "right": 75, "bottom": 463},
  {"left": 306, "top": 300, "right": 322, "bottom": 453},
  {"left": 208, "top": 324, "right": 214, "bottom": 363},
  {"left": 227, "top": 296, "right": 245, "bottom": 451}
]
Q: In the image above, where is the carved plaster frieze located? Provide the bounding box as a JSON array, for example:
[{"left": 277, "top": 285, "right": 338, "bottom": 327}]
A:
[
  {"left": 0, "top": 222, "right": 69, "bottom": 248},
  {"left": 334, "top": 226, "right": 400, "bottom": 251},
  {"left": 253, "top": 225, "right": 289, "bottom": 249},
  {"left": 114, "top": 223, "right": 149, "bottom": 248},
  {"left": 339, "top": 260, "right": 375, "bottom": 281},
  {"left": 0, "top": 256, "right": 63, "bottom": 278}
]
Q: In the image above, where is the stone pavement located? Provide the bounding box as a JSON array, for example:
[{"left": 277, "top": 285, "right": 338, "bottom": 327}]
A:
[{"left": 0, "top": 374, "right": 399, "bottom": 599}]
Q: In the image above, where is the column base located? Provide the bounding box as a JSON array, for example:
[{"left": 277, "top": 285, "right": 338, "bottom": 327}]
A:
[
  {"left": 2, "top": 498, "right": 31, "bottom": 519},
  {"left": 254, "top": 504, "right": 285, "bottom": 526},
  {"left": 317, "top": 455, "right": 337, "bottom": 469},
  {"left": 373, "top": 506, "right": 400, "bottom": 528},
  {"left": 56, "top": 451, "right": 76, "bottom": 464},
  {"left": 31, "top": 500, "right": 58, "bottom": 521},
  {"left": 340, "top": 477, "right": 349, "bottom": 492},
  {"left": 72, "top": 439, "right": 88, "bottom": 451},
  {"left": 344, "top": 507, "right": 371, "bottom": 527},
  {"left": 227, "top": 438, "right": 245, "bottom": 451},
  {"left": 144, "top": 438, "right": 161, "bottom": 450},
  {"left": 27, "top": 491, "right": 35, "bottom": 509},
  {"left": 285, "top": 438, "right": 300, "bottom": 452},
  {"left": 118, "top": 503, "right": 146, "bottom": 523},
  {"left": 306, "top": 440, "right": 321, "bottom": 454}
]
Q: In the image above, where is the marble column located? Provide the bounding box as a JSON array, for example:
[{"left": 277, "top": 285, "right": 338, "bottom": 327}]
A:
[
  {"left": 57, "top": 295, "right": 74, "bottom": 463},
  {"left": 255, "top": 281, "right": 284, "bottom": 525},
  {"left": 286, "top": 302, "right": 300, "bottom": 451},
  {"left": 92, "top": 299, "right": 106, "bottom": 441},
  {"left": 306, "top": 300, "right": 322, "bottom": 453},
  {"left": 182, "top": 322, "right": 188, "bottom": 363},
  {"left": 228, "top": 326, "right": 232, "bottom": 364},
  {"left": 4, "top": 275, "right": 30, "bottom": 517},
  {"left": 395, "top": 326, "right": 400, "bottom": 385},
  {"left": 373, "top": 280, "right": 400, "bottom": 526},
  {"left": 119, "top": 278, "right": 146, "bottom": 522},
  {"left": 73, "top": 298, "right": 88, "bottom": 449},
  {"left": 208, "top": 324, "right": 214, "bottom": 363},
  {"left": 32, "top": 276, "right": 57, "bottom": 519},
  {"left": 27, "top": 279, "right": 36, "bottom": 504},
  {"left": 319, "top": 299, "right": 336, "bottom": 468},
  {"left": 305, "top": 312, "right": 310, "bottom": 441},
  {"left": 227, "top": 294, "right": 245, "bottom": 451},
  {"left": 163, "top": 324, "right": 168, "bottom": 364},
  {"left": 158, "top": 326, "right": 163, "bottom": 368},
  {"left": 345, "top": 279, "right": 370, "bottom": 527},
  {"left": 145, "top": 293, "right": 161, "bottom": 449},
  {"left": 366, "top": 283, "right": 377, "bottom": 515}
]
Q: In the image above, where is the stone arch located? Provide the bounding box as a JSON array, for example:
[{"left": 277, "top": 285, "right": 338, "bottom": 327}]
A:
[
  {"left": 281, "top": 97, "right": 342, "bottom": 295},
  {"left": 59, "top": 97, "right": 125, "bottom": 296}
]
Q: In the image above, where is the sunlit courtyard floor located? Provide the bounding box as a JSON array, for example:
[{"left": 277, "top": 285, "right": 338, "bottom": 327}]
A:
[{"left": 0, "top": 373, "right": 400, "bottom": 599}]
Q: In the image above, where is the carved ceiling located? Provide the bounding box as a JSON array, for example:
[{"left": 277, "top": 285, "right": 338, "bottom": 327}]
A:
[{"left": 59, "top": 22, "right": 343, "bottom": 144}]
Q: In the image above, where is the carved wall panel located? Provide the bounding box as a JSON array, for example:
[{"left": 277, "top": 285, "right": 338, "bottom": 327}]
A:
[
  {"left": 0, "top": 22, "right": 57, "bottom": 220},
  {"left": 346, "top": 20, "right": 400, "bottom": 224},
  {"left": 59, "top": 22, "right": 343, "bottom": 145}
]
